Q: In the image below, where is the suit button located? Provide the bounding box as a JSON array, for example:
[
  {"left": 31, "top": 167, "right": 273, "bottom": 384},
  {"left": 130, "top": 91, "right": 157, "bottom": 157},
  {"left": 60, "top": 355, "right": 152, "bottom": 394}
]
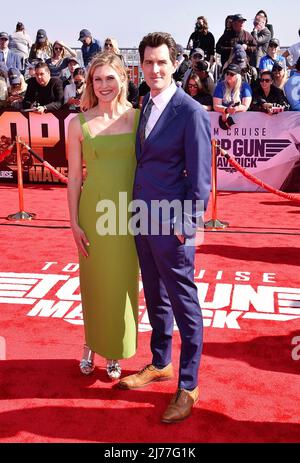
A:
[{"left": 135, "top": 184, "right": 142, "bottom": 190}]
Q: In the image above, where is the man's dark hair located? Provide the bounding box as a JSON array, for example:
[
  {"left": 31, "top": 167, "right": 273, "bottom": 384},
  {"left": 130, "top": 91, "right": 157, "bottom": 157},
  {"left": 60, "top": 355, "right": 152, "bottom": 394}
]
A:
[
  {"left": 35, "top": 62, "right": 50, "bottom": 73},
  {"left": 139, "top": 32, "right": 177, "bottom": 64}
]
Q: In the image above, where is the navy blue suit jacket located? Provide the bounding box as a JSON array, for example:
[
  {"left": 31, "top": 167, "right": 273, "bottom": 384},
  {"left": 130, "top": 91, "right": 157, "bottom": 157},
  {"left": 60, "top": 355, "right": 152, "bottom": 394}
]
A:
[{"left": 134, "top": 86, "right": 211, "bottom": 236}]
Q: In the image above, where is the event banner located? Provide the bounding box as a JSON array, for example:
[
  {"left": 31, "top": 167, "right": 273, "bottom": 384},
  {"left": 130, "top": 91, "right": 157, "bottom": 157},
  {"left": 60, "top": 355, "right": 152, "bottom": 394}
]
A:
[{"left": 0, "top": 109, "right": 300, "bottom": 191}]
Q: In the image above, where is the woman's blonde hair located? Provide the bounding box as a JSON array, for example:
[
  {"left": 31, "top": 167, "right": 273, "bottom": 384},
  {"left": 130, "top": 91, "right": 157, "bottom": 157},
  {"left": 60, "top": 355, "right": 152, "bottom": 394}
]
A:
[
  {"left": 80, "top": 52, "right": 130, "bottom": 111},
  {"left": 104, "top": 37, "right": 120, "bottom": 54},
  {"left": 223, "top": 73, "right": 242, "bottom": 104},
  {"left": 52, "top": 40, "right": 66, "bottom": 58}
]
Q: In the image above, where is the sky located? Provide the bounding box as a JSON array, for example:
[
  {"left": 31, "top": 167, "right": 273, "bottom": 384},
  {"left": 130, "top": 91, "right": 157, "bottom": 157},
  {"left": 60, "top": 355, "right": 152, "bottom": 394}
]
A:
[{"left": 1, "top": 0, "right": 299, "bottom": 49}]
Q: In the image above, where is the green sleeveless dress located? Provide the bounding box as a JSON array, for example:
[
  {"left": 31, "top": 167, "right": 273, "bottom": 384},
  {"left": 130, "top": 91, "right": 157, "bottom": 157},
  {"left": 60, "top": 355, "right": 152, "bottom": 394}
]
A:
[{"left": 78, "top": 110, "right": 139, "bottom": 359}]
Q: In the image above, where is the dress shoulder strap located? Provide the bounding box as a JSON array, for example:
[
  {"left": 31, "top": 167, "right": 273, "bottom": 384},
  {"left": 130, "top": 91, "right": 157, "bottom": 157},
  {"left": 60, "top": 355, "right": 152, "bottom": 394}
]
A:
[{"left": 78, "top": 113, "right": 90, "bottom": 139}]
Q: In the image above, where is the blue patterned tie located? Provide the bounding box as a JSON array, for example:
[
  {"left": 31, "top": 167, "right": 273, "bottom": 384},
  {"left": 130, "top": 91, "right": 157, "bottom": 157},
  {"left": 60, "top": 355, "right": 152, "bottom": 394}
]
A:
[{"left": 139, "top": 98, "right": 154, "bottom": 146}]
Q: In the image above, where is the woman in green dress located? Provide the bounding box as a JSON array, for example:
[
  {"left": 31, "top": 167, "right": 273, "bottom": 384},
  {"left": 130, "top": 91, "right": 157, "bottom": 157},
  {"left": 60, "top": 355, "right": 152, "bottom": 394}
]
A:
[{"left": 67, "top": 53, "right": 139, "bottom": 379}]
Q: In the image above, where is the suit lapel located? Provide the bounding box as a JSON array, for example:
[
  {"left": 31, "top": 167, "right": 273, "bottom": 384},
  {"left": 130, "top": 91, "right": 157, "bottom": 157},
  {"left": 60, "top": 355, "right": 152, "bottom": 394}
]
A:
[{"left": 140, "top": 88, "right": 184, "bottom": 158}]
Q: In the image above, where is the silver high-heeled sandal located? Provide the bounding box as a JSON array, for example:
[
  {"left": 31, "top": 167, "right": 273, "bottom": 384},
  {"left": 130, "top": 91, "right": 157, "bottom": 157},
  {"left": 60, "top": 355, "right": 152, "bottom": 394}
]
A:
[
  {"left": 106, "top": 360, "right": 121, "bottom": 379},
  {"left": 79, "top": 344, "right": 95, "bottom": 375}
]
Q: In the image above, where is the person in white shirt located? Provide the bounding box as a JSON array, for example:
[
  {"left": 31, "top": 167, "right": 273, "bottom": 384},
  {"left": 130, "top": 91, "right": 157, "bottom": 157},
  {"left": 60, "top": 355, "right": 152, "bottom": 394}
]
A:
[
  {"left": 9, "top": 22, "right": 32, "bottom": 70},
  {"left": 64, "top": 67, "right": 86, "bottom": 110},
  {"left": 282, "top": 29, "right": 300, "bottom": 69}
]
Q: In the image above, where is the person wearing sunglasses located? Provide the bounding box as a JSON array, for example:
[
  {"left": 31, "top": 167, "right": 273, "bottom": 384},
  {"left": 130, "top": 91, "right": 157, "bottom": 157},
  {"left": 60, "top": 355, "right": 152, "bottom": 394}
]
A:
[
  {"left": 259, "top": 38, "right": 286, "bottom": 72},
  {"left": 251, "top": 70, "right": 289, "bottom": 113},
  {"left": 45, "top": 40, "right": 77, "bottom": 78},
  {"left": 104, "top": 37, "right": 126, "bottom": 66},
  {"left": 213, "top": 63, "right": 252, "bottom": 129},
  {"left": 185, "top": 72, "right": 212, "bottom": 110}
]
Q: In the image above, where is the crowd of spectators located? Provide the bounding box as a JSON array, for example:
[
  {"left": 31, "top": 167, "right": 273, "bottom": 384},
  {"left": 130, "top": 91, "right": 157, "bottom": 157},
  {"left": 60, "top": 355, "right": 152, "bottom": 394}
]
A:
[{"left": 0, "top": 14, "right": 299, "bottom": 120}]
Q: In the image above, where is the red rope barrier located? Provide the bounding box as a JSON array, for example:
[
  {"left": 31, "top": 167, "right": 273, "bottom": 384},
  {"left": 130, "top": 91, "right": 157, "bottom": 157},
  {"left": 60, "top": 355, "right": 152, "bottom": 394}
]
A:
[
  {"left": 20, "top": 141, "right": 68, "bottom": 184},
  {"left": 217, "top": 146, "right": 300, "bottom": 204}
]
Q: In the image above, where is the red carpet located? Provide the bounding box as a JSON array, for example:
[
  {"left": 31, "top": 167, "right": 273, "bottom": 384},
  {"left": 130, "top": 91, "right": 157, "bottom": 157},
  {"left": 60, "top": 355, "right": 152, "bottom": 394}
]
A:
[{"left": 0, "top": 184, "right": 300, "bottom": 443}]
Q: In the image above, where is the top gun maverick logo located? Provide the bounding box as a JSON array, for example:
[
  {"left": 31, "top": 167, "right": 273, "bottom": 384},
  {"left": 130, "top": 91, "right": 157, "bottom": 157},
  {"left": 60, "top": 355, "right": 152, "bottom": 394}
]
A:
[
  {"left": 214, "top": 130, "right": 291, "bottom": 173},
  {"left": 0, "top": 263, "right": 300, "bottom": 331}
]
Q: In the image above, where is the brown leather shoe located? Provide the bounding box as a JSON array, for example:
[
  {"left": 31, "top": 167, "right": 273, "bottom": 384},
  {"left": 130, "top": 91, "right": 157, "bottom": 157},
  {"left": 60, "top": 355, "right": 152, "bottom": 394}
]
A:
[
  {"left": 161, "top": 386, "right": 199, "bottom": 423},
  {"left": 118, "top": 363, "right": 174, "bottom": 389}
]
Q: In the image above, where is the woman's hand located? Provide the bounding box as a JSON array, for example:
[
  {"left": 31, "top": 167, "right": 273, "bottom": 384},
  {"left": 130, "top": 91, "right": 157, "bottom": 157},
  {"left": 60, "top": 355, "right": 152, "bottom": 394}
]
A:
[
  {"left": 226, "top": 106, "right": 236, "bottom": 115},
  {"left": 71, "top": 222, "right": 90, "bottom": 257}
]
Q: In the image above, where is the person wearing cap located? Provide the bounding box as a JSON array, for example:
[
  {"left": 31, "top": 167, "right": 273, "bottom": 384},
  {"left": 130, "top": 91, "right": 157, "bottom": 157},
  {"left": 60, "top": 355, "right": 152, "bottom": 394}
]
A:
[
  {"left": 284, "top": 56, "right": 300, "bottom": 111},
  {"left": 0, "top": 32, "right": 22, "bottom": 72},
  {"left": 78, "top": 29, "right": 101, "bottom": 68},
  {"left": 223, "top": 43, "right": 258, "bottom": 86},
  {"left": 45, "top": 40, "right": 77, "bottom": 78},
  {"left": 29, "top": 29, "right": 52, "bottom": 62},
  {"left": 251, "top": 70, "right": 289, "bottom": 113},
  {"left": 193, "top": 59, "right": 215, "bottom": 95},
  {"left": 5, "top": 67, "right": 27, "bottom": 109},
  {"left": 213, "top": 63, "right": 252, "bottom": 129},
  {"left": 259, "top": 38, "right": 286, "bottom": 72},
  {"left": 186, "top": 16, "right": 215, "bottom": 65},
  {"left": 61, "top": 57, "right": 80, "bottom": 88},
  {"left": 8, "top": 22, "right": 32, "bottom": 71},
  {"left": 216, "top": 14, "right": 257, "bottom": 68},
  {"left": 251, "top": 13, "right": 271, "bottom": 69},
  {"left": 181, "top": 47, "right": 205, "bottom": 88},
  {"left": 271, "top": 61, "right": 288, "bottom": 90},
  {"left": 23, "top": 62, "right": 64, "bottom": 112}
]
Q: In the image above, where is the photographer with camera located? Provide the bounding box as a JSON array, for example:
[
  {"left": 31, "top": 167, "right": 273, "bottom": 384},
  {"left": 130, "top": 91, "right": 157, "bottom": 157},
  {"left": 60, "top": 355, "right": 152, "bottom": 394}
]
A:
[
  {"left": 64, "top": 67, "right": 86, "bottom": 111},
  {"left": 250, "top": 70, "right": 290, "bottom": 114},
  {"left": 186, "top": 16, "right": 215, "bottom": 64},
  {"left": 251, "top": 14, "right": 271, "bottom": 69}
]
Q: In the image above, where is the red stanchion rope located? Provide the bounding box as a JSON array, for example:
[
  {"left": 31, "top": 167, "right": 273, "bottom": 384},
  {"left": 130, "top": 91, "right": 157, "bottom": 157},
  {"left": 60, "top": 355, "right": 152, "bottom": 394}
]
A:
[
  {"left": 218, "top": 145, "right": 300, "bottom": 204},
  {"left": 20, "top": 141, "right": 68, "bottom": 184},
  {"left": 0, "top": 142, "right": 15, "bottom": 162}
]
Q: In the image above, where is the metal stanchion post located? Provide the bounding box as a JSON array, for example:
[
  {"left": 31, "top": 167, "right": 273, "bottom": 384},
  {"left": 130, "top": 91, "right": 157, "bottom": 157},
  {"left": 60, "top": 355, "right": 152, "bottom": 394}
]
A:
[
  {"left": 7, "top": 136, "right": 36, "bottom": 221},
  {"left": 205, "top": 139, "right": 229, "bottom": 230}
]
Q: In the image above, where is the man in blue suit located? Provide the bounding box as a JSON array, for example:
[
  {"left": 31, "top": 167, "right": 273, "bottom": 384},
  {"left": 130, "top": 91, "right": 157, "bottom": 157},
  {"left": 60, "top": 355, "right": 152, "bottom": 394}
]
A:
[
  {"left": 0, "top": 32, "right": 22, "bottom": 72},
  {"left": 119, "top": 32, "right": 211, "bottom": 423}
]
